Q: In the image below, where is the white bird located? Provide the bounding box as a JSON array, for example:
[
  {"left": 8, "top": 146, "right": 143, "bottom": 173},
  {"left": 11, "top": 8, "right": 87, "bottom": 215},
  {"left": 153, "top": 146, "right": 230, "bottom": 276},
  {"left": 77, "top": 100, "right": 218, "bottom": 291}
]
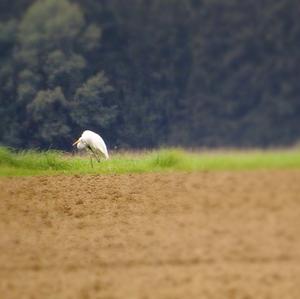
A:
[{"left": 72, "top": 130, "right": 109, "bottom": 167}]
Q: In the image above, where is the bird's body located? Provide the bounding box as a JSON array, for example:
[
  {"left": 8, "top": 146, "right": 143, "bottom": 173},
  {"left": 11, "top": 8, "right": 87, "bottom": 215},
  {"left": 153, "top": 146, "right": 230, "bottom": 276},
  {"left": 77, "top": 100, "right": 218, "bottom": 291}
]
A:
[{"left": 73, "top": 130, "right": 109, "bottom": 166}]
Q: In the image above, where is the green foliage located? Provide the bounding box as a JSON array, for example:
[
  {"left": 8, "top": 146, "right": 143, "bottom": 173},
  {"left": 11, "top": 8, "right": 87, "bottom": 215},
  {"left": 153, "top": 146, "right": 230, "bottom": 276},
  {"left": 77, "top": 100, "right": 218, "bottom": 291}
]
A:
[
  {"left": 27, "top": 87, "right": 71, "bottom": 147},
  {"left": 150, "top": 149, "right": 185, "bottom": 168},
  {"left": 79, "top": 24, "right": 102, "bottom": 52},
  {"left": 72, "top": 72, "right": 117, "bottom": 128},
  {"left": 0, "top": 19, "right": 17, "bottom": 47},
  {"left": 1, "top": 146, "right": 300, "bottom": 177},
  {"left": 1, "top": 0, "right": 300, "bottom": 150},
  {"left": 44, "top": 51, "right": 86, "bottom": 88},
  {"left": 0, "top": 146, "right": 71, "bottom": 171},
  {"left": 1, "top": 0, "right": 115, "bottom": 149},
  {"left": 18, "top": 0, "right": 84, "bottom": 51}
]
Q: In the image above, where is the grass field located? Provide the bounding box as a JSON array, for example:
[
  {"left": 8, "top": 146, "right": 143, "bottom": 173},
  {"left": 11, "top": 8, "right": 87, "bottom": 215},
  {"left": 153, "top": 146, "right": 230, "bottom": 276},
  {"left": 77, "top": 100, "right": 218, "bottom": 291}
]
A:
[
  {"left": 1, "top": 146, "right": 300, "bottom": 176},
  {"left": 1, "top": 147, "right": 300, "bottom": 298}
]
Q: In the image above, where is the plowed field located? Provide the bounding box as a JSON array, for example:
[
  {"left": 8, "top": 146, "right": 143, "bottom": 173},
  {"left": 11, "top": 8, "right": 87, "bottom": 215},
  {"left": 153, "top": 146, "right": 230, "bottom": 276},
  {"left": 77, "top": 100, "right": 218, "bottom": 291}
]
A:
[{"left": 1, "top": 171, "right": 300, "bottom": 298}]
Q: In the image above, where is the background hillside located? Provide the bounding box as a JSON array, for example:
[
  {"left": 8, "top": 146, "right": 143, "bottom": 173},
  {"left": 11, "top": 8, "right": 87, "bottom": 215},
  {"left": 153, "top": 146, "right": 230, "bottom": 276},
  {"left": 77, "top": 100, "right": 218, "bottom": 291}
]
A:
[{"left": 0, "top": 0, "right": 299, "bottom": 150}]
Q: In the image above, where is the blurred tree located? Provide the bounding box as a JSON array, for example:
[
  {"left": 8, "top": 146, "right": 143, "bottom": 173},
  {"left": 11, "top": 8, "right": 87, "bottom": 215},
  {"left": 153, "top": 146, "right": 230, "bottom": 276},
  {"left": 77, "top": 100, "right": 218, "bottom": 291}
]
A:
[
  {"left": 1, "top": 0, "right": 300, "bottom": 149},
  {"left": 27, "top": 87, "right": 71, "bottom": 148},
  {"left": 3, "top": 0, "right": 115, "bottom": 149},
  {"left": 71, "top": 72, "right": 118, "bottom": 145},
  {"left": 0, "top": 20, "right": 18, "bottom": 145}
]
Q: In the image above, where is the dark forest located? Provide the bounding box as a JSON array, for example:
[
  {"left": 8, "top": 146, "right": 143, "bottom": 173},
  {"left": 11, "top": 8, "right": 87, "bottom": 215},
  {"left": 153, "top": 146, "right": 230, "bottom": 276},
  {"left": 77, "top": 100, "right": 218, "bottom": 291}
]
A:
[{"left": 0, "top": 0, "right": 299, "bottom": 150}]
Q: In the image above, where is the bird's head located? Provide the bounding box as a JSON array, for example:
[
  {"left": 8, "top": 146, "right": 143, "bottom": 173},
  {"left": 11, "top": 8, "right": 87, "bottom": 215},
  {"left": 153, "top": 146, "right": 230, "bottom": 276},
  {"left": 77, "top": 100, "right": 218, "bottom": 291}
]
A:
[{"left": 72, "top": 137, "right": 85, "bottom": 150}]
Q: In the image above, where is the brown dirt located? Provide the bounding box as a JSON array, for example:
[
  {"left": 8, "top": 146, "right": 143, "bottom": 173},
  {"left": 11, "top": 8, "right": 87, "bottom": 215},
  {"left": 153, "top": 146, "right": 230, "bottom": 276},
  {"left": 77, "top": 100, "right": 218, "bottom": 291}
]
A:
[{"left": 0, "top": 170, "right": 300, "bottom": 299}]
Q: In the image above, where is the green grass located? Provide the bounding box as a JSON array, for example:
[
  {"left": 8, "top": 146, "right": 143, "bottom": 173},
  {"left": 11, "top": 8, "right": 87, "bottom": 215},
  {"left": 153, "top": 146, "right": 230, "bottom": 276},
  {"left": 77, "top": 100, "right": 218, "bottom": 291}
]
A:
[{"left": 0, "top": 146, "right": 300, "bottom": 177}]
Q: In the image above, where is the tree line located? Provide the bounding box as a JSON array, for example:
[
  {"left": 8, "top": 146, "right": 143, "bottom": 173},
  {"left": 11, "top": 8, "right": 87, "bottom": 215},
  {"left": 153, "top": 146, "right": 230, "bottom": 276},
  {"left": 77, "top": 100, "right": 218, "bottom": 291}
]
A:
[{"left": 0, "top": 0, "right": 299, "bottom": 150}]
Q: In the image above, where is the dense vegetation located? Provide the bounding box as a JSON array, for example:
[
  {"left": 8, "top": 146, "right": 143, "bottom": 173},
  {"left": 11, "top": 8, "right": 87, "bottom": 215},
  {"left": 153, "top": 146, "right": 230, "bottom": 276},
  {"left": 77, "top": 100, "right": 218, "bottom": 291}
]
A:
[
  {"left": 0, "top": 0, "right": 300, "bottom": 150},
  {"left": 1, "top": 146, "right": 300, "bottom": 176}
]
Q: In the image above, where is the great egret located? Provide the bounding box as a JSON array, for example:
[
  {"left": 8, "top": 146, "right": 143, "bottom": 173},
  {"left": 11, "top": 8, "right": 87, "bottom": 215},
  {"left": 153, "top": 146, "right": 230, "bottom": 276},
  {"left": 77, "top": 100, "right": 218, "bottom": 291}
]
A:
[{"left": 72, "top": 130, "right": 109, "bottom": 167}]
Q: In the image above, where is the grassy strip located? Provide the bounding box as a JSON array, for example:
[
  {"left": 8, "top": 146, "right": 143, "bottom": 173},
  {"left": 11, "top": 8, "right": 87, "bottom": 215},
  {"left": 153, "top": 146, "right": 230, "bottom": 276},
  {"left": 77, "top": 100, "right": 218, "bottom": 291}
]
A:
[{"left": 0, "top": 146, "right": 300, "bottom": 177}]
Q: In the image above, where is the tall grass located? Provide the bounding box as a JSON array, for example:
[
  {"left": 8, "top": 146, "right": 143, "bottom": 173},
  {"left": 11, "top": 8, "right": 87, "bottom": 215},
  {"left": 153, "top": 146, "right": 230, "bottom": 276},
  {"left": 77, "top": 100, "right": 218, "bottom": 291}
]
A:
[
  {"left": 0, "top": 147, "right": 71, "bottom": 171},
  {"left": 0, "top": 146, "right": 300, "bottom": 176}
]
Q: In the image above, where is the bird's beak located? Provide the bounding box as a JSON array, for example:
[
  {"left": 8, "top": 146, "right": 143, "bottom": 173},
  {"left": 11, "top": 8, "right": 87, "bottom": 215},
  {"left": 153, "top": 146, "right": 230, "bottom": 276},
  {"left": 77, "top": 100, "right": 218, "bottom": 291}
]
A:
[{"left": 72, "top": 139, "right": 80, "bottom": 146}]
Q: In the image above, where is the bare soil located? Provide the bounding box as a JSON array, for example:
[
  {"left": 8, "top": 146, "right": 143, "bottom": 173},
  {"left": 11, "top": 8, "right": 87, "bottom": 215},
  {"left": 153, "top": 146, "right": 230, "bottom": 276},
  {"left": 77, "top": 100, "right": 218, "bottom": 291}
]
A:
[{"left": 0, "top": 171, "right": 300, "bottom": 299}]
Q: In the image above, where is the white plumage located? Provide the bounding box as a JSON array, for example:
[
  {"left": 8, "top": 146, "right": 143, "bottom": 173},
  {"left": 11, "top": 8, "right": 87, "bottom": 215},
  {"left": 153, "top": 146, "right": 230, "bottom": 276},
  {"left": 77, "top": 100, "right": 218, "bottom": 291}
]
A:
[{"left": 73, "top": 130, "right": 109, "bottom": 166}]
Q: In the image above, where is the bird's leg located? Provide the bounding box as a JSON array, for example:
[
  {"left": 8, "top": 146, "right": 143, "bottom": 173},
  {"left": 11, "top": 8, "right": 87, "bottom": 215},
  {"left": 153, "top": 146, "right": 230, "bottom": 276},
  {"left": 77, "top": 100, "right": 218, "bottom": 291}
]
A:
[
  {"left": 90, "top": 149, "right": 100, "bottom": 163},
  {"left": 90, "top": 155, "right": 94, "bottom": 168},
  {"left": 88, "top": 148, "right": 100, "bottom": 166},
  {"left": 95, "top": 151, "right": 101, "bottom": 163},
  {"left": 92, "top": 151, "right": 100, "bottom": 163},
  {"left": 86, "top": 147, "right": 94, "bottom": 168}
]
